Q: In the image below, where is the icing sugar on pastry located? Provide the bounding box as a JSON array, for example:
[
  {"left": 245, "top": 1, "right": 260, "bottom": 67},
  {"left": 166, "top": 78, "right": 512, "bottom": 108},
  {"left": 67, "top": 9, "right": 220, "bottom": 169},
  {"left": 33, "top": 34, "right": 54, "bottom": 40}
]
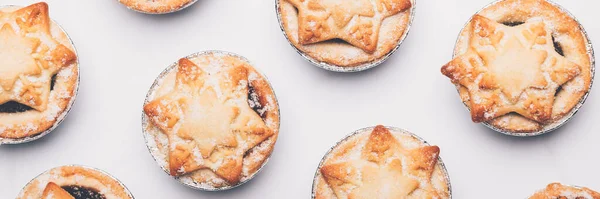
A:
[{"left": 143, "top": 52, "right": 280, "bottom": 189}]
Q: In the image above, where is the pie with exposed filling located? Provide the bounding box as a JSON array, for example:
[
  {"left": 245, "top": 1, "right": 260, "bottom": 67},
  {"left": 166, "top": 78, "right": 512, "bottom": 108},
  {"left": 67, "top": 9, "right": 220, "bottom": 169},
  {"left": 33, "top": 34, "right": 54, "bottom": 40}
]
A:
[
  {"left": 0, "top": 2, "right": 78, "bottom": 141},
  {"left": 313, "top": 125, "right": 451, "bottom": 199},
  {"left": 17, "top": 165, "right": 133, "bottom": 199},
  {"left": 530, "top": 183, "right": 600, "bottom": 199},
  {"left": 143, "top": 51, "right": 280, "bottom": 189},
  {"left": 278, "top": 0, "right": 414, "bottom": 68},
  {"left": 441, "top": 0, "right": 593, "bottom": 134}
]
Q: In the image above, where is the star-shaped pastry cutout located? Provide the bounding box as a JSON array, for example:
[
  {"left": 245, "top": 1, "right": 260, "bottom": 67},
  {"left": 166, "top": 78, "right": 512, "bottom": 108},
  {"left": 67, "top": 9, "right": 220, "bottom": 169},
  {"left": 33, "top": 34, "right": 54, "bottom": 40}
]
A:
[
  {"left": 0, "top": 2, "right": 77, "bottom": 111},
  {"left": 42, "top": 182, "right": 74, "bottom": 199},
  {"left": 287, "top": 0, "right": 412, "bottom": 53},
  {"left": 320, "top": 125, "right": 442, "bottom": 199},
  {"left": 144, "top": 57, "right": 273, "bottom": 184},
  {"left": 441, "top": 15, "right": 581, "bottom": 123}
]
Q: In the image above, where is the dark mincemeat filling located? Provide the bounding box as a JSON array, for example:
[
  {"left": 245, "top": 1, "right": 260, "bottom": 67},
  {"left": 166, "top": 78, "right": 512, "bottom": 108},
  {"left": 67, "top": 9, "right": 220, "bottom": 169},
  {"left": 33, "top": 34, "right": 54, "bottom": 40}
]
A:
[
  {"left": 0, "top": 101, "right": 33, "bottom": 113},
  {"left": 61, "top": 185, "right": 106, "bottom": 199},
  {"left": 247, "top": 84, "right": 267, "bottom": 119},
  {"left": 501, "top": 21, "right": 525, "bottom": 27}
]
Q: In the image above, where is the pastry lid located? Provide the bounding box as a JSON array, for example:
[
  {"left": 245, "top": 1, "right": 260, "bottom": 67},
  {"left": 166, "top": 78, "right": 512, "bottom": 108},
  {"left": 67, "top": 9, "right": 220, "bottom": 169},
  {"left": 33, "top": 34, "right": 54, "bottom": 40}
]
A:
[
  {"left": 311, "top": 125, "right": 452, "bottom": 198},
  {"left": 451, "top": 0, "right": 595, "bottom": 137},
  {"left": 141, "top": 50, "right": 280, "bottom": 191},
  {"left": 0, "top": 5, "right": 80, "bottom": 145},
  {"left": 275, "top": 0, "right": 417, "bottom": 72}
]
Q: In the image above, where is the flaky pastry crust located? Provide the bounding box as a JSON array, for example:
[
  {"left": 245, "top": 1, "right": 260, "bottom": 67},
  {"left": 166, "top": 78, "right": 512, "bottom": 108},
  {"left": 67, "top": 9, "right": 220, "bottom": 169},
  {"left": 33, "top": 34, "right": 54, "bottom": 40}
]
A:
[
  {"left": 278, "top": 0, "right": 414, "bottom": 67},
  {"left": 118, "top": 0, "right": 196, "bottom": 14},
  {"left": 442, "top": 0, "right": 593, "bottom": 133},
  {"left": 0, "top": 3, "right": 79, "bottom": 140},
  {"left": 143, "top": 52, "right": 280, "bottom": 189},
  {"left": 530, "top": 183, "right": 600, "bottom": 199},
  {"left": 313, "top": 125, "right": 450, "bottom": 199},
  {"left": 17, "top": 166, "right": 132, "bottom": 199}
]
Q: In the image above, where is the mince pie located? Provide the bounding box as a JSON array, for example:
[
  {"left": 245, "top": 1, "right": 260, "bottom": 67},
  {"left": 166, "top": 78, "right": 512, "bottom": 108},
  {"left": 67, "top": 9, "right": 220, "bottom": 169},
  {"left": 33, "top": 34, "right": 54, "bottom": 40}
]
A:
[
  {"left": 530, "top": 183, "right": 600, "bottom": 199},
  {"left": 142, "top": 51, "right": 280, "bottom": 190},
  {"left": 441, "top": 0, "right": 593, "bottom": 134},
  {"left": 118, "top": 0, "right": 197, "bottom": 14},
  {"left": 313, "top": 125, "right": 451, "bottom": 199},
  {"left": 0, "top": 3, "right": 79, "bottom": 142},
  {"left": 17, "top": 165, "right": 133, "bottom": 199},
  {"left": 278, "top": 0, "right": 415, "bottom": 69}
]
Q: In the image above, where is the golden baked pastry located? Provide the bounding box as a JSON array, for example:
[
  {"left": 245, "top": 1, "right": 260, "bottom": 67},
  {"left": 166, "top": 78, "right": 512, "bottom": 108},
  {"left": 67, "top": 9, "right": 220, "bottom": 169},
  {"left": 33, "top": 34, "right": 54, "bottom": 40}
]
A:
[
  {"left": 18, "top": 165, "right": 133, "bottom": 199},
  {"left": 313, "top": 125, "right": 451, "bottom": 199},
  {"left": 278, "top": 0, "right": 414, "bottom": 68},
  {"left": 530, "top": 183, "right": 600, "bottom": 199},
  {"left": 0, "top": 3, "right": 78, "bottom": 141},
  {"left": 118, "top": 0, "right": 197, "bottom": 14},
  {"left": 143, "top": 51, "right": 280, "bottom": 189},
  {"left": 441, "top": 0, "right": 593, "bottom": 134}
]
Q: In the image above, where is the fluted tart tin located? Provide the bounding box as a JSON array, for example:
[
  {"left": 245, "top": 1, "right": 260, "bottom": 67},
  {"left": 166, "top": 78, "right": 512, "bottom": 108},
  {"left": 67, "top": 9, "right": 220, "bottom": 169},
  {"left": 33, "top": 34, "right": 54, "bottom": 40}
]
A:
[
  {"left": 142, "top": 51, "right": 281, "bottom": 191},
  {"left": 450, "top": 0, "right": 595, "bottom": 137},
  {"left": 276, "top": 0, "right": 417, "bottom": 72},
  {"left": 17, "top": 165, "right": 135, "bottom": 199},
  {"left": 0, "top": 5, "right": 80, "bottom": 145},
  {"left": 312, "top": 126, "right": 452, "bottom": 199}
]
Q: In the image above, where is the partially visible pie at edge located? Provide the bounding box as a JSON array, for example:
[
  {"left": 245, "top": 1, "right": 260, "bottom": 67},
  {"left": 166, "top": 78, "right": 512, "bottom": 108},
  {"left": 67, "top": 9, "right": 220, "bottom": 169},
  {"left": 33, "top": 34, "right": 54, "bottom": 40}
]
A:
[
  {"left": 441, "top": 0, "right": 592, "bottom": 133},
  {"left": 529, "top": 183, "right": 600, "bottom": 199},
  {"left": 278, "top": 0, "right": 414, "bottom": 67},
  {"left": 143, "top": 52, "right": 280, "bottom": 189},
  {"left": 0, "top": 3, "right": 79, "bottom": 139},
  {"left": 118, "top": 0, "right": 196, "bottom": 14},
  {"left": 17, "top": 165, "right": 132, "bottom": 199},
  {"left": 313, "top": 125, "right": 450, "bottom": 199}
]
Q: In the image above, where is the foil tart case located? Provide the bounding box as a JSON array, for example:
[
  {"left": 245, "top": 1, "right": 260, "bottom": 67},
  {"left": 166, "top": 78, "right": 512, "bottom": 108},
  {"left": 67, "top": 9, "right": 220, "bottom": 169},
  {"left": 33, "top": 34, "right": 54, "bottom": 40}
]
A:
[
  {"left": 141, "top": 50, "right": 280, "bottom": 191},
  {"left": 450, "top": 0, "right": 595, "bottom": 137},
  {"left": 311, "top": 126, "right": 452, "bottom": 199},
  {"left": 118, "top": 0, "right": 198, "bottom": 15},
  {"left": 0, "top": 5, "right": 80, "bottom": 145},
  {"left": 18, "top": 165, "right": 135, "bottom": 199},
  {"left": 275, "top": 0, "right": 417, "bottom": 72}
]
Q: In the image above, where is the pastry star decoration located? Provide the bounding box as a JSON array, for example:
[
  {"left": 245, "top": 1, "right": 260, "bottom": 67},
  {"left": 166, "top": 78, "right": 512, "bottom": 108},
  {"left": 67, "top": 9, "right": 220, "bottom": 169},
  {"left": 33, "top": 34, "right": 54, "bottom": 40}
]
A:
[
  {"left": 320, "top": 125, "right": 442, "bottom": 198},
  {"left": 441, "top": 15, "right": 581, "bottom": 123},
  {"left": 287, "top": 0, "right": 411, "bottom": 53},
  {"left": 144, "top": 57, "right": 273, "bottom": 184},
  {"left": 41, "top": 182, "right": 75, "bottom": 199},
  {"left": 0, "top": 2, "right": 76, "bottom": 111}
]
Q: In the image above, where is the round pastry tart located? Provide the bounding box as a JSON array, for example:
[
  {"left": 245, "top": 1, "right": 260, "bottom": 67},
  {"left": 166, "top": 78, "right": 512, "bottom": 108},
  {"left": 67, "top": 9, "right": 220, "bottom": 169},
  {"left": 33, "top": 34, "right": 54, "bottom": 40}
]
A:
[
  {"left": 0, "top": 3, "right": 79, "bottom": 144},
  {"left": 312, "top": 125, "right": 451, "bottom": 199},
  {"left": 142, "top": 51, "right": 280, "bottom": 190},
  {"left": 529, "top": 183, "right": 600, "bottom": 199},
  {"left": 118, "top": 0, "right": 197, "bottom": 14},
  {"left": 17, "top": 165, "right": 133, "bottom": 199},
  {"left": 441, "top": 0, "right": 594, "bottom": 135},
  {"left": 277, "top": 0, "right": 416, "bottom": 71}
]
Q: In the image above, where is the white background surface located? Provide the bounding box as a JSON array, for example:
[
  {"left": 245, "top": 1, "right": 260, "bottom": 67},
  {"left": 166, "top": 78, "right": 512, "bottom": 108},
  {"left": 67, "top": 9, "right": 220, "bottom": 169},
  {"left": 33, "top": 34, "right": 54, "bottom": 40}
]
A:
[{"left": 0, "top": 0, "right": 599, "bottom": 198}]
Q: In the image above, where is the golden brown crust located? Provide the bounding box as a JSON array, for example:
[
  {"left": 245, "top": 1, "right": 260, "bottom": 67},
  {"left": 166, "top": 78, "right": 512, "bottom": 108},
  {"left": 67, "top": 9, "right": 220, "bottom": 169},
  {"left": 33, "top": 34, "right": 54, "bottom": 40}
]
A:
[
  {"left": 41, "top": 182, "right": 75, "bottom": 199},
  {"left": 314, "top": 125, "right": 450, "bottom": 199},
  {"left": 530, "top": 183, "right": 600, "bottom": 199},
  {"left": 0, "top": 3, "right": 79, "bottom": 139},
  {"left": 278, "top": 0, "right": 413, "bottom": 67},
  {"left": 118, "top": 0, "right": 195, "bottom": 14},
  {"left": 442, "top": 0, "right": 592, "bottom": 133},
  {"left": 143, "top": 52, "right": 280, "bottom": 189},
  {"left": 18, "top": 166, "right": 132, "bottom": 199}
]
